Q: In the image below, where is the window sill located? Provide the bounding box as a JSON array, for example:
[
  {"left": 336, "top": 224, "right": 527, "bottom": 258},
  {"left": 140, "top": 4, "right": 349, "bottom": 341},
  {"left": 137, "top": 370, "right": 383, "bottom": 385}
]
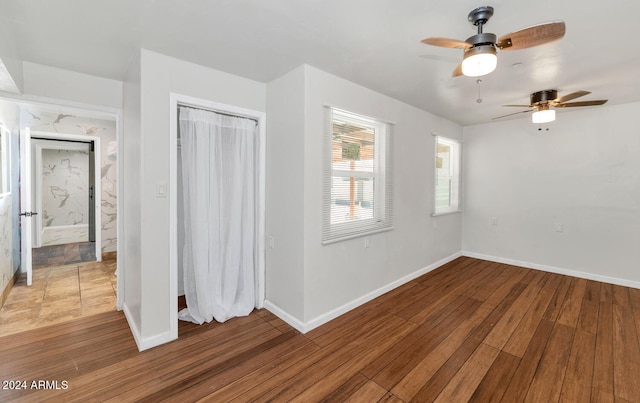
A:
[
  {"left": 321, "top": 226, "right": 393, "bottom": 245},
  {"left": 431, "top": 210, "right": 462, "bottom": 217}
]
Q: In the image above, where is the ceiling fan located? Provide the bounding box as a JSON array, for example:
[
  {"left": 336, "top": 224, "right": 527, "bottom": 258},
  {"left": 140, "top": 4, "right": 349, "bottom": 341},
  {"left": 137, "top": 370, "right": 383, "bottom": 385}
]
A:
[
  {"left": 493, "top": 89, "right": 608, "bottom": 123},
  {"left": 421, "top": 6, "right": 565, "bottom": 77}
]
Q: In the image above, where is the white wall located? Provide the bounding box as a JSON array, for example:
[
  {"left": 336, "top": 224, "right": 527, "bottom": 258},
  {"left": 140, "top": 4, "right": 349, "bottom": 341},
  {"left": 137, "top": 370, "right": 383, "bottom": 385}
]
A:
[
  {"left": 265, "top": 65, "right": 306, "bottom": 321},
  {"left": 0, "top": 23, "right": 23, "bottom": 94},
  {"left": 266, "top": 65, "right": 463, "bottom": 329},
  {"left": 463, "top": 102, "right": 640, "bottom": 287},
  {"left": 23, "top": 62, "right": 122, "bottom": 110},
  {"left": 122, "top": 51, "right": 142, "bottom": 337},
  {"left": 126, "top": 49, "right": 266, "bottom": 349}
]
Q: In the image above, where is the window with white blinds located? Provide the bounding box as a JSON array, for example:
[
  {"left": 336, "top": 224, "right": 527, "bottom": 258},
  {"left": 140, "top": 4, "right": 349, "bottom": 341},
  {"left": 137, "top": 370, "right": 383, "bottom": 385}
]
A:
[
  {"left": 322, "top": 107, "right": 393, "bottom": 244},
  {"left": 434, "top": 135, "right": 461, "bottom": 215}
]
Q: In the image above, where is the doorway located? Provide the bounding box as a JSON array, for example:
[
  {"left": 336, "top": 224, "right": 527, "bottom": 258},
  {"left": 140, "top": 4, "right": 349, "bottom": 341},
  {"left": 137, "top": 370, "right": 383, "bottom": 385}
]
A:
[
  {"left": 0, "top": 101, "right": 121, "bottom": 337},
  {"left": 26, "top": 131, "right": 102, "bottom": 265},
  {"left": 169, "top": 93, "right": 266, "bottom": 337},
  {"left": 31, "top": 137, "right": 96, "bottom": 249}
]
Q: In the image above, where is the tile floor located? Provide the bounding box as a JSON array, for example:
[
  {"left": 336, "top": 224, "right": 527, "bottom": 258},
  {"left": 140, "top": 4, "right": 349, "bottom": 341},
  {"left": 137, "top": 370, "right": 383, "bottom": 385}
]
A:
[{"left": 0, "top": 242, "right": 117, "bottom": 337}]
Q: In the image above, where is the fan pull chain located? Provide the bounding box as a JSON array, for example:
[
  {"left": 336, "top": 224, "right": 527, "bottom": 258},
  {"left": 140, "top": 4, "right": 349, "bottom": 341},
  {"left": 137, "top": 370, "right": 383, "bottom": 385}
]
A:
[{"left": 476, "top": 79, "right": 483, "bottom": 103}]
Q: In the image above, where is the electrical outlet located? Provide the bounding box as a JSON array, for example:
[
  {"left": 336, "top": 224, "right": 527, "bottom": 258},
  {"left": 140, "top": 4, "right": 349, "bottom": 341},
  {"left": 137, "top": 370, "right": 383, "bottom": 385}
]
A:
[
  {"left": 490, "top": 217, "right": 498, "bottom": 226},
  {"left": 555, "top": 224, "right": 563, "bottom": 233}
]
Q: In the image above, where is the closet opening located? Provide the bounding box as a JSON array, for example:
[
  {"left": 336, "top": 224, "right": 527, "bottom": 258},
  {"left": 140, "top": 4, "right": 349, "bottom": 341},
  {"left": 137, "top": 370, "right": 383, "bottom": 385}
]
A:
[{"left": 169, "top": 94, "right": 265, "bottom": 338}]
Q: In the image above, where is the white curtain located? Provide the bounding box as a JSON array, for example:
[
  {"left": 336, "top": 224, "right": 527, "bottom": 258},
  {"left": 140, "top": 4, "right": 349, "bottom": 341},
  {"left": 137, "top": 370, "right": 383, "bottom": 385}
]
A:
[{"left": 178, "top": 106, "right": 258, "bottom": 324}]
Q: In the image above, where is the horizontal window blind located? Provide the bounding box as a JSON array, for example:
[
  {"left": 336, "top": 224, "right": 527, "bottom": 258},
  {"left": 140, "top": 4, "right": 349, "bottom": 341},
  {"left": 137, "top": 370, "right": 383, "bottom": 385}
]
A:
[{"left": 322, "top": 106, "right": 393, "bottom": 244}]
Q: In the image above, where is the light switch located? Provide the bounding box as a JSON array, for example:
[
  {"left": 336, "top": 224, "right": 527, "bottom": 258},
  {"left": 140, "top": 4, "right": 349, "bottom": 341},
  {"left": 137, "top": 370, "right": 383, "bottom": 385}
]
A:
[{"left": 156, "top": 182, "right": 167, "bottom": 198}]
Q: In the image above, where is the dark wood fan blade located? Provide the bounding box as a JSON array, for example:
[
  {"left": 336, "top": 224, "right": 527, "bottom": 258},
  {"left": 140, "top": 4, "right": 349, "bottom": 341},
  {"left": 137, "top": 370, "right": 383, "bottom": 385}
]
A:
[
  {"left": 452, "top": 64, "right": 463, "bottom": 77},
  {"left": 502, "top": 104, "right": 532, "bottom": 107},
  {"left": 421, "top": 37, "right": 470, "bottom": 49},
  {"left": 492, "top": 109, "right": 534, "bottom": 120},
  {"left": 554, "top": 90, "right": 590, "bottom": 103},
  {"left": 497, "top": 21, "right": 565, "bottom": 50},
  {"left": 555, "top": 100, "right": 608, "bottom": 107}
]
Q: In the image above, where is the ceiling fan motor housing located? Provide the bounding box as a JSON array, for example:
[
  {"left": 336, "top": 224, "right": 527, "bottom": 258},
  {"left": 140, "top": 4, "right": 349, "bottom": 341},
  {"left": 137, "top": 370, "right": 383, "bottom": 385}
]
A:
[
  {"left": 468, "top": 6, "right": 494, "bottom": 26},
  {"left": 466, "top": 33, "right": 497, "bottom": 47},
  {"left": 531, "top": 89, "right": 558, "bottom": 105}
]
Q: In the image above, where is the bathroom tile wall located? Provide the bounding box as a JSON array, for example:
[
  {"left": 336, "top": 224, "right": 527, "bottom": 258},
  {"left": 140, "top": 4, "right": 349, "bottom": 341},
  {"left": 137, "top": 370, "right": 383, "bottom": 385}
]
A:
[{"left": 29, "top": 113, "right": 117, "bottom": 252}]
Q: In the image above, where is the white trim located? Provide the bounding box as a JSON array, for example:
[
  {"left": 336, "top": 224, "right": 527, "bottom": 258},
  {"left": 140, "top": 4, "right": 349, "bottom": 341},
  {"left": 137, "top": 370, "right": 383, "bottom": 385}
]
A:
[
  {"left": 462, "top": 251, "right": 640, "bottom": 290},
  {"left": 434, "top": 135, "right": 461, "bottom": 216},
  {"left": 115, "top": 110, "right": 123, "bottom": 311},
  {"left": 169, "top": 93, "right": 267, "bottom": 339},
  {"left": 32, "top": 139, "right": 91, "bottom": 247},
  {"left": 322, "top": 104, "right": 396, "bottom": 125},
  {"left": 123, "top": 302, "right": 177, "bottom": 352},
  {"left": 431, "top": 131, "right": 464, "bottom": 142},
  {"left": 431, "top": 210, "right": 463, "bottom": 217},
  {"left": 31, "top": 131, "right": 102, "bottom": 262},
  {"left": 262, "top": 301, "right": 306, "bottom": 333},
  {"left": 266, "top": 251, "right": 463, "bottom": 333},
  {"left": 321, "top": 226, "right": 393, "bottom": 245},
  {"left": 122, "top": 302, "right": 142, "bottom": 349}
]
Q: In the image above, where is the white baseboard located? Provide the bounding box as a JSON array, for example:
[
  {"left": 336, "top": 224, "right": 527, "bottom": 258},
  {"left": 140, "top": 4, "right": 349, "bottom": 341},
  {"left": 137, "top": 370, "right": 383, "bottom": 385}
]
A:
[
  {"left": 463, "top": 251, "right": 640, "bottom": 290},
  {"left": 122, "top": 302, "right": 143, "bottom": 351},
  {"left": 264, "top": 251, "right": 463, "bottom": 334},
  {"left": 123, "top": 302, "right": 177, "bottom": 352},
  {"left": 263, "top": 300, "right": 306, "bottom": 333}
]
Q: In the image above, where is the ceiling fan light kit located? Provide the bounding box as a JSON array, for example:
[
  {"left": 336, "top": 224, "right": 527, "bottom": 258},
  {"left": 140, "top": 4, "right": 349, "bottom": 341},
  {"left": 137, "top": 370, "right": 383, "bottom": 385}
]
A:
[
  {"left": 531, "top": 108, "right": 555, "bottom": 123},
  {"left": 461, "top": 45, "right": 497, "bottom": 77}
]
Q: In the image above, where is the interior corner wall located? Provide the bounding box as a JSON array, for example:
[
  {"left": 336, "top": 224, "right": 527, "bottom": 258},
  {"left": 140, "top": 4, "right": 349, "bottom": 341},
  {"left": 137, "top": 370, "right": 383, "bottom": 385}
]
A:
[
  {"left": 462, "top": 102, "right": 640, "bottom": 286},
  {"left": 122, "top": 51, "right": 142, "bottom": 338},
  {"left": 264, "top": 65, "right": 306, "bottom": 323},
  {"left": 137, "top": 49, "right": 266, "bottom": 346},
  {"left": 295, "top": 65, "right": 463, "bottom": 325}
]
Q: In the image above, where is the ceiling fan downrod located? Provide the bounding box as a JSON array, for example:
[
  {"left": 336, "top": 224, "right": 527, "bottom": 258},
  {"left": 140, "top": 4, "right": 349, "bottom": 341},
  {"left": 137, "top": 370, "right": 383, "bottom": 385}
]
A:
[{"left": 467, "top": 6, "right": 496, "bottom": 46}]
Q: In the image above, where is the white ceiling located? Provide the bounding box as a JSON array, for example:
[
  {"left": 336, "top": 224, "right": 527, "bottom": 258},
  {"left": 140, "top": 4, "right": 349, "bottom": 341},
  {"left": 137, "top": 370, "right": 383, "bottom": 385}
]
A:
[{"left": 3, "top": 0, "right": 639, "bottom": 126}]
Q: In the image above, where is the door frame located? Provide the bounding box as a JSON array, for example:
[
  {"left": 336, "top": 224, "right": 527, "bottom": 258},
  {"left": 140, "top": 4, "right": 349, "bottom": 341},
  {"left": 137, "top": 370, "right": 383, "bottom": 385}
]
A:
[
  {"left": 169, "top": 93, "right": 266, "bottom": 338},
  {"left": 30, "top": 131, "right": 102, "bottom": 262},
  {"left": 32, "top": 138, "right": 94, "bottom": 248}
]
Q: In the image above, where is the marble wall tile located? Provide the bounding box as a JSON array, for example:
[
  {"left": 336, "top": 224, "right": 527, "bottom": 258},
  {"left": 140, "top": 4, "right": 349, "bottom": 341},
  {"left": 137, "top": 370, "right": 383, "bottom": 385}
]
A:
[
  {"left": 41, "top": 149, "right": 89, "bottom": 227},
  {"left": 29, "top": 113, "right": 117, "bottom": 252},
  {"left": 0, "top": 196, "right": 13, "bottom": 296}
]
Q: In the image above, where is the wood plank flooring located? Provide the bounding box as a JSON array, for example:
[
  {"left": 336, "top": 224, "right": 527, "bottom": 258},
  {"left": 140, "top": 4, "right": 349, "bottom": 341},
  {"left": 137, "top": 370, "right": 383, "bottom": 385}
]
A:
[{"left": 1, "top": 257, "right": 639, "bottom": 402}]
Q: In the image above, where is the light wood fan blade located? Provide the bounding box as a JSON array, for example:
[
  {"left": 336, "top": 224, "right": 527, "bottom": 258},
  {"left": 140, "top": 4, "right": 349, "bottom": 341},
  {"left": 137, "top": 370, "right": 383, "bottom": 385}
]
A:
[
  {"left": 554, "top": 90, "right": 590, "bottom": 103},
  {"left": 421, "top": 37, "right": 470, "bottom": 49},
  {"left": 502, "top": 104, "right": 531, "bottom": 107},
  {"left": 492, "top": 109, "right": 534, "bottom": 120},
  {"left": 555, "top": 100, "right": 608, "bottom": 107},
  {"left": 452, "top": 64, "right": 463, "bottom": 77},
  {"left": 497, "top": 21, "right": 565, "bottom": 50}
]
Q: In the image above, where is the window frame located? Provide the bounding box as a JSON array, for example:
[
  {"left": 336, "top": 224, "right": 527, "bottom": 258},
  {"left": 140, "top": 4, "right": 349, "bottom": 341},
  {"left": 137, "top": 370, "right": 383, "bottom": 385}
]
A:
[
  {"left": 433, "top": 134, "right": 461, "bottom": 216},
  {"left": 322, "top": 107, "right": 393, "bottom": 244}
]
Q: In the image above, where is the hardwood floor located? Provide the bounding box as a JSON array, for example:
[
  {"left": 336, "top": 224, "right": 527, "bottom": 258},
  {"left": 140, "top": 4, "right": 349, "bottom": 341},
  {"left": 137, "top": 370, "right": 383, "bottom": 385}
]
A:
[{"left": 1, "top": 257, "right": 639, "bottom": 402}]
